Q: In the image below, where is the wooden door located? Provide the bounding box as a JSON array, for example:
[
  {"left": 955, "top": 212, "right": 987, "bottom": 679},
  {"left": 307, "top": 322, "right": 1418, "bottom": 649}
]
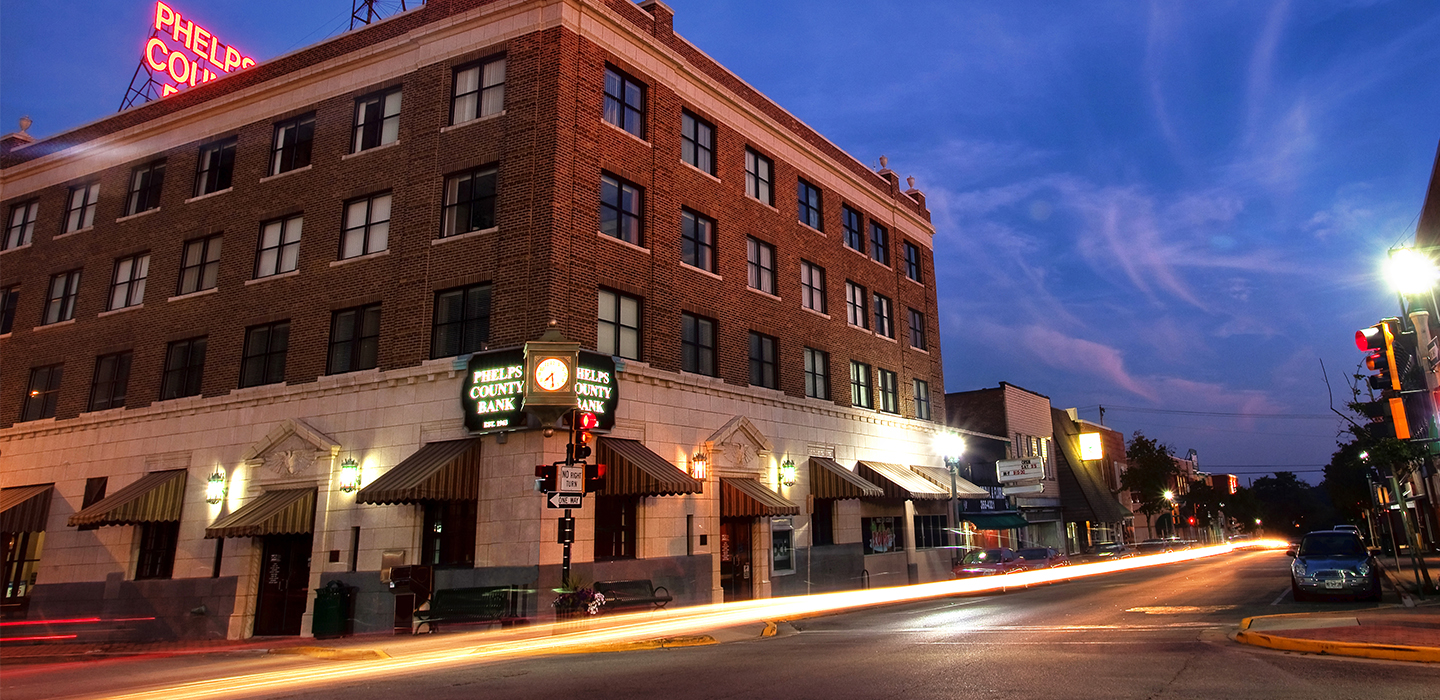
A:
[
  {"left": 254, "top": 534, "right": 313, "bottom": 636},
  {"left": 720, "top": 519, "right": 753, "bottom": 602}
]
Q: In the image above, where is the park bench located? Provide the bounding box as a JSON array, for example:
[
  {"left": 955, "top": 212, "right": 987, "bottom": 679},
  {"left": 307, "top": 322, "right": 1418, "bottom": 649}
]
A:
[
  {"left": 413, "top": 585, "right": 526, "bottom": 633},
  {"left": 594, "top": 579, "right": 672, "bottom": 612}
]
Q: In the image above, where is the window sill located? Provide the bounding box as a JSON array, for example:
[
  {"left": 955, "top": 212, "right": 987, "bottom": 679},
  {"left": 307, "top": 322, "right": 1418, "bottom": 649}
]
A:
[
  {"left": 54, "top": 226, "right": 93, "bottom": 240},
  {"left": 680, "top": 262, "right": 722, "bottom": 281},
  {"left": 909, "top": 345, "right": 929, "bottom": 355},
  {"left": 0, "top": 332, "right": 9, "bottom": 340},
  {"left": 602, "top": 120, "right": 651, "bottom": 148},
  {"left": 0, "top": 242, "right": 31, "bottom": 255},
  {"left": 186, "top": 187, "right": 233, "bottom": 204},
  {"left": 330, "top": 249, "right": 391, "bottom": 267},
  {"left": 876, "top": 333, "right": 898, "bottom": 344},
  {"left": 681, "top": 160, "right": 720, "bottom": 183},
  {"left": 799, "top": 221, "right": 826, "bottom": 237},
  {"left": 34, "top": 318, "right": 77, "bottom": 332},
  {"left": 680, "top": 370, "right": 724, "bottom": 384},
  {"left": 748, "top": 198, "right": 780, "bottom": 214},
  {"left": 343, "top": 140, "right": 401, "bottom": 160},
  {"left": 247, "top": 270, "right": 299, "bottom": 285},
  {"left": 843, "top": 244, "right": 869, "bottom": 261},
  {"left": 260, "top": 164, "right": 312, "bottom": 183},
  {"left": 847, "top": 323, "right": 871, "bottom": 334},
  {"left": 433, "top": 226, "right": 498, "bottom": 245},
  {"left": 596, "top": 231, "right": 650, "bottom": 254},
  {"left": 745, "top": 286, "right": 780, "bottom": 301},
  {"left": 116, "top": 208, "right": 160, "bottom": 224},
  {"left": 169, "top": 287, "right": 218, "bottom": 303},
  {"left": 801, "top": 306, "right": 830, "bottom": 320},
  {"left": 905, "top": 275, "right": 925, "bottom": 287},
  {"left": 98, "top": 304, "right": 143, "bottom": 318},
  {"left": 440, "top": 110, "right": 506, "bottom": 133}
]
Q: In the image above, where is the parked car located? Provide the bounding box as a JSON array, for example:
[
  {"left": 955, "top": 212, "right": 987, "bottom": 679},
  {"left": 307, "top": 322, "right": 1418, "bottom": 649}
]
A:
[
  {"left": 953, "top": 548, "right": 1026, "bottom": 578},
  {"left": 1289, "top": 530, "right": 1382, "bottom": 602},
  {"left": 1332, "top": 525, "right": 1364, "bottom": 541},
  {"left": 1083, "top": 542, "right": 1137, "bottom": 561},
  {"left": 1015, "top": 547, "right": 1070, "bottom": 570},
  {"left": 1136, "top": 538, "right": 1176, "bottom": 554}
]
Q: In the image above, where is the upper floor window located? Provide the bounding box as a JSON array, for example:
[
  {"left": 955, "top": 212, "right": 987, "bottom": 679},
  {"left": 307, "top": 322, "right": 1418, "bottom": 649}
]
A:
[
  {"left": 177, "top": 234, "right": 222, "bottom": 295},
  {"left": 353, "top": 87, "right": 402, "bottom": 152},
  {"left": 452, "top": 56, "right": 505, "bottom": 125},
  {"left": 908, "top": 308, "right": 927, "bottom": 350},
  {"left": 804, "top": 347, "right": 830, "bottom": 400},
  {"left": 328, "top": 304, "right": 381, "bottom": 374},
  {"left": 603, "top": 67, "right": 645, "bottom": 138},
  {"left": 681, "top": 110, "right": 714, "bottom": 174},
  {"left": 904, "top": 241, "right": 923, "bottom": 282},
  {"left": 842, "top": 206, "right": 864, "bottom": 253},
  {"left": 849, "top": 361, "right": 873, "bottom": 409},
  {"left": 109, "top": 253, "right": 149, "bottom": 310},
  {"left": 0, "top": 286, "right": 17, "bottom": 335},
  {"left": 341, "top": 192, "right": 391, "bottom": 259},
  {"left": 877, "top": 368, "right": 899, "bottom": 414},
  {"left": 20, "top": 365, "right": 63, "bottom": 421},
  {"left": 747, "top": 237, "right": 775, "bottom": 294},
  {"left": 271, "top": 113, "right": 315, "bottom": 175},
  {"left": 160, "top": 337, "right": 207, "bottom": 400},
  {"left": 431, "top": 283, "right": 491, "bottom": 358},
  {"left": 599, "top": 173, "right": 642, "bottom": 245},
  {"left": 797, "top": 178, "right": 823, "bottom": 230},
  {"left": 913, "top": 378, "right": 931, "bottom": 421},
  {"left": 194, "top": 138, "right": 236, "bottom": 197},
  {"left": 681, "top": 209, "right": 715, "bottom": 272},
  {"left": 5, "top": 200, "right": 37, "bottom": 249},
  {"left": 873, "top": 293, "right": 894, "bottom": 339},
  {"left": 745, "top": 148, "right": 773, "bottom": 205},
  {"left": 255, "top": 215, "right": 302, "bottom": 278},
  {"left": 240, "top": 321, "right": 290, "bottom": 388},
  {"left": 870, "top": 223, "right": 890, "bottom": 266},
  {"left": 800, "top": 260, "right": 826, "bottom": 313},
  {"left": 64, "top": 182, "right": 100, "bottom": 233},
  {"left": 597, "top": 289, "right": 641, "bottom": 360},
  {"left": 749, "top": 331, "right": 778, "bottom": 389},
  {"left": 135, "top": 522, "right": 179, "bottom": 581},
  {"left": 442, "top": 166, "right": 497, "bottom": 238},
  {"left": 88, "top": 351, "right": 132, "bottom": 412},
  {"left": 845, "top": 281, "right": 868, "bottom": 329},
  {"left": 681, "top": 312, "right": 716, "bottom": 376},
  {"left": 42, "top": 270, "right": 81, "bottom": 325},
  {"left": 126, "top": 161, "right": 166, "bottom": 216}
]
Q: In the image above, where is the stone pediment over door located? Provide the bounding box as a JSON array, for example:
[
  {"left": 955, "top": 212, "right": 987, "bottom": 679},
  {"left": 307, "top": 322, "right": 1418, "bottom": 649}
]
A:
[
  {"left": 706, "top": 415, "right": 773, "bottom": 478},
  {"left": 241, "top": 418, "right": 342, "bottom": 488}
]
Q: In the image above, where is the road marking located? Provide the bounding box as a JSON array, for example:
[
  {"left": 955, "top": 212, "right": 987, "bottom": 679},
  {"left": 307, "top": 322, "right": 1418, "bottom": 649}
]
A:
[
  {"left": 1270, "top": 587, "right": 1291, "bottom": 606},
  {"left": 1126, "top": 605, "right": 1237, "bottom": 614}
]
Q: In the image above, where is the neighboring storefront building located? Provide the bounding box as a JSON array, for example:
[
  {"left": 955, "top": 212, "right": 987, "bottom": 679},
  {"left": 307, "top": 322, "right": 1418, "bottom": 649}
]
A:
[{"left": 1051, "top": 409, "right": 1132, "bottom": 551}]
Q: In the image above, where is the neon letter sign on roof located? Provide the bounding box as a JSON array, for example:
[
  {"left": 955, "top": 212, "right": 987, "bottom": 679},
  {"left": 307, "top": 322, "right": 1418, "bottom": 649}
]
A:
[{"left": 145, "top": 1, "right": 257, "bottom": 98}]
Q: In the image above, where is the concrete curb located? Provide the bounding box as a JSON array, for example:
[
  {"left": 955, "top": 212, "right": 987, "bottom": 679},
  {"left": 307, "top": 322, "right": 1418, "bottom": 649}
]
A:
[
  {"left": 548, "top": 635, "right": 717, "bottom": 654},
  {"left": 1234, "top": 615, "right": 1440, "bottom": 663},
  {"left": 267, "top": 646, "right": 391, "bottom": 661}
]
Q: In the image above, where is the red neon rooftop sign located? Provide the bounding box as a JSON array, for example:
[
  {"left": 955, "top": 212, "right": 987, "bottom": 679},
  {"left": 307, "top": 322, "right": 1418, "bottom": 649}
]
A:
[{"left": 145, "top": 1, "right": 257, "bottom": 97}]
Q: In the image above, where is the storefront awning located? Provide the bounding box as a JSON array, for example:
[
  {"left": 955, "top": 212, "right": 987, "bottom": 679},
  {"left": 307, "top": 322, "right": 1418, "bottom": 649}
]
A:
[
  {"left": 68, "top": 470, "right": 187, "bottom": 528},
  {"left": 356, "top": 439, "right": 480, "bottom": 505},
  {"left": 597, "top": 438, "right": 704, "bottom": 496},
  {"left": 809, "top": 457, "right": 882, "bottom": 500},
  {"left": 856, "top": 462, "right": 949, "bottom": 501},
  {"left": 909, "top": 465, "right": 990, "bottom": 497},
  {"left": 0, "top": 484, "right": 54, "bottom": 533},
  {"left": 205, "top": 488, "right": 316, "bottom": 539},
  {"left": 961, "top": 512, "right": 1030, "bottom": 530},
  {"left": 720, "top": 478, "right": 799, "bottom": 517}
]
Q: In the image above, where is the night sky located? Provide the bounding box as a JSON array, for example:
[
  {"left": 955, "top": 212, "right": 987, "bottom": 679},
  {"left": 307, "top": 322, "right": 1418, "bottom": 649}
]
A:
[{"left": 5, "top": 0, "right": 1439, "bottom": 484}]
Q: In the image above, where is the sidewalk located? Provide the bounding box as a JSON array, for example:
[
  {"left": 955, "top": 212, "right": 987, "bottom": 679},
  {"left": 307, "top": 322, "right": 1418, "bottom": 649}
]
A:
[
  {"left": 1234, "top": 605, "right": 1440, "bottom": 663},
  {"left": 1380, "top": 552, "right": 1440, "bottom": 597}
]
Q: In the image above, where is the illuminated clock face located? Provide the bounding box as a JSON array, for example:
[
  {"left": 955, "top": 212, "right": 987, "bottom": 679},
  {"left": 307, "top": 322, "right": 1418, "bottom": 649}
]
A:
[{"left": 535, "top": 358, "right": 569, "bottom": 391}]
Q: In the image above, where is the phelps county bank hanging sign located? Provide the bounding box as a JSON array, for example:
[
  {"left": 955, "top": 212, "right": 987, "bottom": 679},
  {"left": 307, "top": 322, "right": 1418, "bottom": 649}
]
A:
[
  {"left": 145, "top": 2, "right": 257, "bottom": 98},
  {"left": 462, "top": 349, "right": 618, "bottom": 433}
]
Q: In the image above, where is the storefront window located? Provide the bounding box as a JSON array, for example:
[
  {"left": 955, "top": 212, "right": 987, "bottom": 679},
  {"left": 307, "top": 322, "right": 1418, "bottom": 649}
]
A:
[
  {"left": 595, "top": 495, "right": 638, "bottom": 560},
  {"left": 422, "top": 501, "right": 477, "bottom": 567},
  {"left": 771, "top": 519, "right": 794, "bottom": 574},
  {"left": 2, "top": 531, "right": 45, "bottom": 610},
  {"left": 861, "top": 516, "right": 904, "bottom": 555}
]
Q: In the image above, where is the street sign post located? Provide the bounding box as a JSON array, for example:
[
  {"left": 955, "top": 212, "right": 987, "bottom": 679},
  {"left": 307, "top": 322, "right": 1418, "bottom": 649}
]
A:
[
  {"left": 547, "top": 492, "right": 583, "bottom": 509},
  {"left": 559, "top": 464, "right": 583, "bottom": 493}
]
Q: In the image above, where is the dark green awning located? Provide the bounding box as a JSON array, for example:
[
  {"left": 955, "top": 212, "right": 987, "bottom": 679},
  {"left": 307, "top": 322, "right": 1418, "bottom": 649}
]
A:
[{"left": 960, "top": 513, "right": 1029, "bottom": 530}]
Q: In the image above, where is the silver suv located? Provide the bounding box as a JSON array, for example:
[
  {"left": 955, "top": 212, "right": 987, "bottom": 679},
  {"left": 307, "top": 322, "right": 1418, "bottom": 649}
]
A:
[{"left": 1289, "top": 530, "right": 1381, "bottom": 602}]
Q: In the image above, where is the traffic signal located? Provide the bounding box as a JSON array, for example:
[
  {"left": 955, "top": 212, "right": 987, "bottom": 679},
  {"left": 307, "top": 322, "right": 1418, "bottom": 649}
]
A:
[
  {"left": 569, "top": 411, "right": 597, "bottom": 462},
  {"left": 1187, "top": 516, "right": 1197, "bottom": 527},
  {"left": 535, "top": 463, "right": 558, "bottom": 492},
  {"left": 1355, "top": 320, "right": 1411, "bottom": 440},
  {"left": 585, "top": 463, "right": 606, "bottom": 493}
]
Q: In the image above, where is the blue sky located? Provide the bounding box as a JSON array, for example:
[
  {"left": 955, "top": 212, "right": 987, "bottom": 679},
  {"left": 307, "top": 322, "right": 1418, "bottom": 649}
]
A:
[{"left": 5, "top": 1, "right": 1439, "bottom": 483}]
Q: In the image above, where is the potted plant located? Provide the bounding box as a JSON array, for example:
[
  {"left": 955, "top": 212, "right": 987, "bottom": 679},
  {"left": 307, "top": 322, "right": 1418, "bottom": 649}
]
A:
[{"left": 552, "top": 575, "right": 606, "bottom": 618}]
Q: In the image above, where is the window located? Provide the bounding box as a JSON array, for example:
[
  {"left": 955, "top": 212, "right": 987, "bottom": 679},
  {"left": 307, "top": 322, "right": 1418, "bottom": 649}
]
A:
[
  {"left": 64, "top": 183, "right": 100, "bottom": 233},
  {"left": 878, "top": 368, "right": 898, "bottom": 413},
  {"left": 747, "top": 237, "right": 775, "bottom": 294},
  {"left": 77, "top": 476, "right": 108, "bottom": 531},
  {"left": 442, "top": 166, "right": 497, "bottom": 237},
  {"left": 88, "top": 351, "right": 132, "bottom": 412},
  {"left": 745, "top": 148, "right": 774, "bottom": 205},
  {"left": 850, "top": 361, "right": 872, "bottom": 409},
  {"left": 842, "top": 206, "right": 864, "bottom": 253},
  {"left": 749, "top": 331, "right": 777, "bottom": 389},
  {"left": 341, "top": 192, "right": 391, "bottom": 259},
  {"left": 0, "top": 287, "right": 16, "bottom": 334},
  {"left": 42, "top": 270, "right": 81, "bottom": 325},
  {"left": 804, "top": 347, "right": 829, "bottom": 400},
  {"left": 160, "top": 337, "right": 207, "bottom": 400},
  {"left": 845, "top": 281, "right": 868, "bottom": 329},
  {"left": 909, "top": 308, "right": 927, "bottom": 350},
  {"left": 603, "top": 67, "right": 645, "bottom": 138},
  {"left": 861, "top": 516, "right": 903, "bottom": 555},
  {"left": 135, "top": 521, "right": 179, "bottom": 580},
  {"left": 20, "top": 365, "right": 62, "bottom": 422},
  {"left": 597, "top": 289, "right": 640, "bottom": 360},
  {"left": 599, "top": 174, "right": 642, "bottom": 245},
  {"left": 328, "top": 304, "right": 381, "bottom": 374},
  {"left": 255, "top": 216, "right": 302, "bottom": 278},
  {"left": 422, "top": 501, "right": 477, "bottom": 567},
  {"left": 595, "top": 495, "right": 638, "bottom": 560},
  {"left": 870, "top": 223, "right": 890, "bottom": 266},
  {"left": 240, "top": 321, "right": 290, "bottom": 388},
  {"left": 431, "top": 283, "right": 491, "bottom": 358},
  {"left": 270, "top": 113, "right": 315, "bottom": 175},
  {"left": 681, "top": 312, "right": 716, "bottom": 376},
  {"left": 193, "top": 138, "right": 236, "bottom": 197},
  {"left": 4, "top": 200, "right": 37, "bottom": 249},
  {"left": 125, "top": 161, "right": 166, "bottom": 216},
  {"left": 914, "top": 378, "right": 931, "bottom": 421},
  {"left": 914, "top": 514, "right": 946, "bottom": 549},
  {"left": 451, "top": 56, "right": 505, "bottom": 125},
  {"left": 812, "top": 498, "right": 834, "bottom": 546},
  {"left": 800, "top": 261, "right": 826, "bottom": 313},
  {"left": 681, "top": 110, "right": 714, "bottom": 174},
  {"left": 177, "top": 234, "right": 222, "bottom": 295},
  {"left": 772, "top": 524, "right": 794, "bottom": 574},
  {"left": 353, "top": 87, "right": 402, "bottom": 152},
  {"left": 904, "top": 241, "right": 923, "bottom": 282},
  {"left": 873, "top": 293, "right": 893, "bottom": 338},
  {"left": 797, "top": 178, "right": 823, "bottom": 230},
  {"left": 681, "top": 210, "right": 715, "bottom": 272},
  {"left": 109, "top": 253, "right": 149, "bottom": 310}
]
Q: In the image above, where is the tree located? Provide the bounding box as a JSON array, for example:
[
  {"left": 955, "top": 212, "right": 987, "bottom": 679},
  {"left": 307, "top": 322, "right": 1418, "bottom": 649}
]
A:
[
  {"left": 1120, "top": 432, "right": 1181, "bottom": 539},
  {"left": 1181, "top": 477, "right": 1224, "bottom": 533},
  {"left": 1252, "top": 471, "right": 1336, "bottom": 537},
  {"left": 1322, "top": 440, "right": 1373, "bottom": 526}
]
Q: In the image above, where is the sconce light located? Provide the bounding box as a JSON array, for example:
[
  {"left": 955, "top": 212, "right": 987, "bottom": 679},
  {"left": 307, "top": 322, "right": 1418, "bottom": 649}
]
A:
[
  {"left": 339, "top": 458, "right": 361, "bottom": 493},
  {"left": 205, "top": 468, "right": 227, "bottom": 505},
  {"left": 690, "top": 451, "right": 708, "bottom": 480},
  {"left": 779, "top": 459, "right": 797, "bottom": 487}
]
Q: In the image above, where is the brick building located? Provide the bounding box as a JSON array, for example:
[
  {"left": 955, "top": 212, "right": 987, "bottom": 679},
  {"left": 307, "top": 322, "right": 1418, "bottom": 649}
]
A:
[{"left": 0, "top": 0, "right": 952, "bottom": 640}]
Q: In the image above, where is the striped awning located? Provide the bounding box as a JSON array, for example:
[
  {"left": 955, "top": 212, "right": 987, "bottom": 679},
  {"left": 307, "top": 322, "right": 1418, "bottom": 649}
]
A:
[
  {"left": 205, "top": 488, "right": 316, "bottom": 539},
  {"left": 597, "top": 438, "right": 703, "bottom": 497},
  {"left": 720, "top": 478, "right": 799, "bottom": 517},
  {"left": 68, "top": 470, "right": 187, "bottom": 527},
  {"left": 909, "top": 465, "right": 990, "bottom": 497},
  {"left": 0, "top": 484, "right": 54, "bottom": 533},
  {"left": 356, "top": 439, "right": 481, "bottom": 505},
  {"left": 809, "top": 458, "right": 882, "bottom": 500},
  {"left": 856, "top": 462, "right": 948, "bottom": 501}
]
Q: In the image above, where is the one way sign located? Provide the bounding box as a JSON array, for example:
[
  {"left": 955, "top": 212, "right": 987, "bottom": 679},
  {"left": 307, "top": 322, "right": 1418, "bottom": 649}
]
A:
[{"left": 547, "top": 492, "right": 583, "bottom": 509}]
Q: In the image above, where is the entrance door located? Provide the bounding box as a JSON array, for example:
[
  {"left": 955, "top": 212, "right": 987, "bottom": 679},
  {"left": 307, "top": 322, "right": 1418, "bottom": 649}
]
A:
[
  {"left": 254, "top": 534, "right": 313, "bottom": 636},
  {"left": 720, "top": 519, "right": 753, "bottom": 602}
]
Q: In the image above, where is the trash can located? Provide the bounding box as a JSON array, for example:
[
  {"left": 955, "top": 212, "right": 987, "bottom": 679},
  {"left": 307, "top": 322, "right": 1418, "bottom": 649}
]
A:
[{"left": 312, "top": 580, "right": 354, "bottom": 639}]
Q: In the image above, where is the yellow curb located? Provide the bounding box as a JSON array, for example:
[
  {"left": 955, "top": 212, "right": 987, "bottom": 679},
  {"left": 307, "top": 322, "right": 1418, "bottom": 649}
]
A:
[
  {"left": 551, "top": 635, "right": 717, "bottom": 654},
  {"left": 268, "top": 646, "right": 391, "bottom": 661},
  {"left": 1234, "top": 630, "right": 1440, "bottom": 663},
  {"left": 762, "top": 621, "right": 778, "bottom": 637}
]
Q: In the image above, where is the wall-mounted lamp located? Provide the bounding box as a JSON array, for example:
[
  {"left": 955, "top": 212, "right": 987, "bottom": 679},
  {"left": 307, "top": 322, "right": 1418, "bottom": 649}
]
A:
[
  {"left": 205, "top": 468, "right": 227, "bottom": 504},
  {"left": 1079, "top": 432, "right": 1103, "bottom": 461},
  {"left": 690, "top": 451, "right": 708, "bottom": 480},
  {"left": 339, "top": 458, "right": 361, "bottom": 493},
  {"left": 779, "top": 459, "right": 797, "bottom": 487}
]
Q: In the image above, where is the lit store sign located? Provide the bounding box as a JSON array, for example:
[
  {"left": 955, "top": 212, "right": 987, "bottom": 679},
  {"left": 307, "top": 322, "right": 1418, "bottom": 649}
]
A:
[
  {"left": 145, "top": 2, "right": 257, "bottom": 98},
  {"left": 575, "top": 350, "right": 617, "bottom": 428},
  {"left": 462, "top": 348, "right": 618, "bottom": 432}
]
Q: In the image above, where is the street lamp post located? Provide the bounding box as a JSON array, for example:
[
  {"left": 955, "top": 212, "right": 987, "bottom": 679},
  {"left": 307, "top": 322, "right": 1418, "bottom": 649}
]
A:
[{"left": 935, "top": 432, "right": 967, "bottom": 564}]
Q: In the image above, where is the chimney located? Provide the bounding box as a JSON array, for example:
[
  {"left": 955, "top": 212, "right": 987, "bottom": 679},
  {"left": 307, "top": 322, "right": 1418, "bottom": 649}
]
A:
[
  {"left": 0, "top": 116, "right": 35, "bottom": 158},
  {"left": 639, "top": 1, "right": 674, "bottom": 40}
]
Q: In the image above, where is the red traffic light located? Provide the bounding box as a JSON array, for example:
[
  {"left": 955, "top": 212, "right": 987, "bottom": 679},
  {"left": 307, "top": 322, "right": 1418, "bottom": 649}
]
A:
[
  {"left": 577, "top": 411, "right": 599, "bottom": 431},
  {"left": 1356, "top": 326, "right": 1385, "bottom": 351},
  {"left": 1187, "top": 516, "right": 1197, "bottom": 526}
]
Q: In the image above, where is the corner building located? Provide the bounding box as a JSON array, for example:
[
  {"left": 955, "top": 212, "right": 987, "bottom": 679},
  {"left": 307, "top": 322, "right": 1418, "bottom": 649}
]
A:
[{"left": 0, "top": 0, "right": 948, "bottom": 640}]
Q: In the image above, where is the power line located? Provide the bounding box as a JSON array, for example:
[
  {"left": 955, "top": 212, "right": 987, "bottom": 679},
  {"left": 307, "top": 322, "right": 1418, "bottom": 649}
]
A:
[{"left": 1079, "top": 405, "right": 1336, "bottom": 420}]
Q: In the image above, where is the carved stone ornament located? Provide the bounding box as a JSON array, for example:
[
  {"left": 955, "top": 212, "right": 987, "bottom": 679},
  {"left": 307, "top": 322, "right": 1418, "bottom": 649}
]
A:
[
  {"left": 726, "top": 442, "right": 758, "bottom": 469},
  {"left": 266, "top": 448, "right": 317, "bottom": 476}
]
